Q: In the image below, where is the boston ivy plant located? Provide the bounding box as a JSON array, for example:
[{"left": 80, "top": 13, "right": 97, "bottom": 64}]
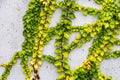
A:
[{"left": 1, "top": 0, "right": 120, "bottom": 80}]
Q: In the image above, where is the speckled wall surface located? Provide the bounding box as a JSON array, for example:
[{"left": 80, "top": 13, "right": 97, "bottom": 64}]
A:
[{"left": 0, "top": 0, "right": 120, "bottom": 80}]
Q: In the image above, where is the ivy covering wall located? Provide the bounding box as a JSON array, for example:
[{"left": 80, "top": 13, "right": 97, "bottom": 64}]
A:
[{"left": 1, "top": 0, "right": 120, "bottom": 80}]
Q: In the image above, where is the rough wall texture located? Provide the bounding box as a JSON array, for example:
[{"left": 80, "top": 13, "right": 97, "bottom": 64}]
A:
[{"left": 0, "top": 0, "right": 120, "bottom": 80}]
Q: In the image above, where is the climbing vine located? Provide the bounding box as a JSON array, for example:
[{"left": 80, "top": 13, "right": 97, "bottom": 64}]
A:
[{"left": 1, "top": 0, "right": 120, "bottom": 80}]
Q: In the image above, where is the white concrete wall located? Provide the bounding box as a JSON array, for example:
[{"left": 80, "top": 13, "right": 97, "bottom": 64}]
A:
[{"left": 0, "top": 0, "right": 120, "bottom": 80}]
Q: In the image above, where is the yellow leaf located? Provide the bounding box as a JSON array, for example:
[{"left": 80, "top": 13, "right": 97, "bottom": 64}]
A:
[{"left": 1, "top": 62, "right": 9, "bottom": 67}]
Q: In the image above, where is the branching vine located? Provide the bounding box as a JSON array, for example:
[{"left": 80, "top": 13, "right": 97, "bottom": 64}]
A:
[{"left": 1, "top": 0, "right": 120, "bottom": 80}]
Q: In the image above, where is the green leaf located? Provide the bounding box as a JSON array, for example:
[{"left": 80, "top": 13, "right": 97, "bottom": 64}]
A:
[
  {"left": 97, "top": 56, "right": 103, "bottom": 61},
  {"left": 64, "top": 64, "right": 70, "bottom": 69},
  {"left": 108, "top": 44, "right": 113, "bottom": 50},
  {"left": 110, "top": 38, "right": 116, "bottom": 43},
  {"left": 96, "top": 27, "right": 101, "bottom": 32},
  {"left": 54, "top": 61, "right": 62, "bottom": 67},
  {"left": 104, "top": 23, "right": 110, "bottom": 28},
  {"left": 50, "top": 5, "right": 55, "bottom": 10},
  {"left": 78, "top": 43, "right": 83, "bottom": 47},
  {"left": 76, "top": 34, "right": 81, "bottom": 40},
  {"left": 40, "top": 20, "right": 45, "bottom": 24},
  {"left": 104, "top": 36, "right": 110, "bottom": 40},
  {"left": 62, "top": 59, "right": 68, "bottom": 64},
  {"left": 84, "top": 27, "right": 92, "bottom": 33},
  {"left": 90, "top": 32, "right": 96, "bottom": 37},
  {"left": 62, "top": 52, "right": 69, "bottom": 58},
  {"left": 82, "top": 32, "right": 87, "bottom": 37},
  {"left": 63, "top": 44, "right": 69, "bottom": 50},
  {"left": 67, "top": 2, "right": 71, "bottom": 6},
  {"left": 55, "top": 48, "right": 61, "bottom": 54},
  {"left": 118, "top": 13, "right": 120, "bottom": 20},
  {"left": 57, "top": 67, "right": 64, "bottom": 72},
  {"left": 64, "top": 33, "right": 70, "bottom": 39},
  {"left": 40, "top": 12, "right": 45, "bottom": 17},
  {"left": 83, "top": 11, "right": 88, "bottom": 16},
  {"left": 68, "top": 13, "right": 76, "bottom": 19},
  {"left": 55, "top": 56, "right": 62, "bottom": 60},
  {"left": 54, "top": 41, "right": 61, "bottom": 46},
  {"left": 57, "top": 73, "right": 65, "bottom": 79}
]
